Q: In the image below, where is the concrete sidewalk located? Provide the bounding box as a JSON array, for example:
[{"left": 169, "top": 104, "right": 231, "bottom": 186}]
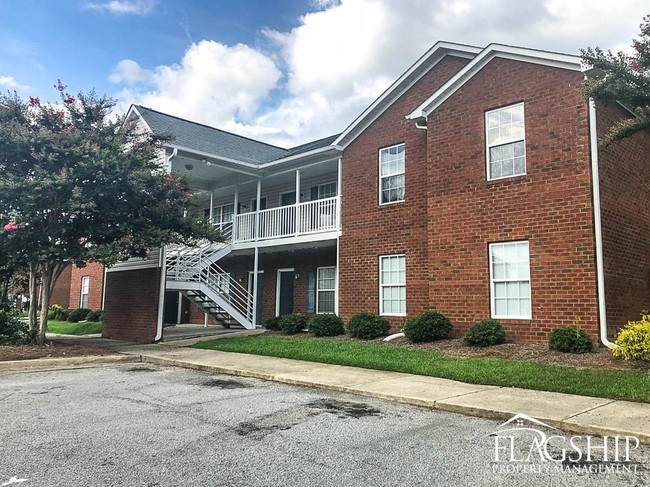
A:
[{"left": 15, "top": 334, "right": 650, "bottom": 443}]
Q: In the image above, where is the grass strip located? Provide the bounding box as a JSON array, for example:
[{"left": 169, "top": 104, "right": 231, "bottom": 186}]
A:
[
  {"left": 194, "top": 335, "right": 650, "bottom": 403},
  {"left": 47, "top": 320, "right": 103, "bottom": 335}
]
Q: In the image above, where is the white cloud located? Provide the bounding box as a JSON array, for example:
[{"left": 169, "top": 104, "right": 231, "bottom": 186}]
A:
[
  {"left": 0, "top": 75, "right": 29, "bottom": 91},
  {"left": 85, "top": 0, "right": 155, "bottom": 15},
  {"left": 112, "top": 40, "right": 282, "bottom": 129},
  {"left": 109, "top": 0, "right": 648, "bottom": 147}
]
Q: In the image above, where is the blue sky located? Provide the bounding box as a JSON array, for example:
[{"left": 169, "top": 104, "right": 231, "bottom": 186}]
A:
[{"left": 1, "top": 0, "right": 647, "bottom": 147}]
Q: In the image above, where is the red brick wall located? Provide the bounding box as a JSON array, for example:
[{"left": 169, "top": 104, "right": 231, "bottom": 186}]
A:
[
  {"left": 50, "top": 264, "right": 71, "bottom": 307},
  {"left": 340, "top": 55, "right": 600, "bottom": 343},
  {"left": 425, "top": 58, "right": 598, "bottom": 343},
  {"left": 597, "top": 103, "right": 650, "bottom": 337},
  {"left": 103, "top": 267, "right": 161, "bottom": 342},
  {"left": 69, "top": 262, "right": 105, "bottom": 310},
  {"left": 340, "top": 55, "right": 471, "bottom": 330},
  {"left": 187, "top": 247, "right": 337, "bottom": 325}
]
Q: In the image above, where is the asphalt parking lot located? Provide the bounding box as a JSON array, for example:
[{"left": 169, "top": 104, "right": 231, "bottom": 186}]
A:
[{"left": 1, "top": 364, "right": 648, "bottom": 486}]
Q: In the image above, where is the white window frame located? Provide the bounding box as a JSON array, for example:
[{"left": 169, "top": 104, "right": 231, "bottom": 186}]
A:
[
  {"left": 317, "top": 182, "right": 337, "bottom": 199},
  {"left": 80, "top": 276, "right": 90, "bottom": 308},
  {"left": 485, "top": 102, "right": 526, "bottom": 181},
  {"left": 379, "top": 254, "right": 406, "bottom": 316},
  {"left": 489, "top": 241, "right": 532, "bottom": 320},
  {"left": 379, "top": 143, "right": 405, "bottom": 205},
  {"left": 316, "top": 266, "right": 336, "bottom": 314}
]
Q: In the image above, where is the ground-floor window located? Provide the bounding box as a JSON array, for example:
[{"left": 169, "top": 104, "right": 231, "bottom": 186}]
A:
[
  {"left": 80, "top": 276, "right": 90, "bottom": 308},
  {"left": 489, "top": 241, "right": 531, "bottom": 319},
  {"left": 316, "top": 267, "right": 336, "bottom": 314},
  {"left": 379, "top": 254, "right": 406, "bottom": 316}
]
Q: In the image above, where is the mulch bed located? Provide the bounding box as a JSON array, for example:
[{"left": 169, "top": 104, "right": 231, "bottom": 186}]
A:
[
  {"left": 0, "top": 342, "right": 111, "bottom": 362},
  {"left": 265, "top": 331, "right": 650, "bottom": 372}
]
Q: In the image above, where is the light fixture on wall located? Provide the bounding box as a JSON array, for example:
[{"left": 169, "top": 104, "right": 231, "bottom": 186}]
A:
[
  {"left": 202, "top": 158, "right": 212, "bottom": 166},
  {"left": 295, "top": 273, "right": 300, "bottom": 280}
]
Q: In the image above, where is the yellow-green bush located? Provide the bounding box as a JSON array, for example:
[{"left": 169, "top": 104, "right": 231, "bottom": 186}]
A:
[{"left": 612, "top": 315, "right": 650, "bottom": 361}]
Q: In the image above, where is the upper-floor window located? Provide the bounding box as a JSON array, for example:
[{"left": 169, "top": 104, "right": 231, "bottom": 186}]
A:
[
  {"left": 213, "top": 204, "right": 234, "bottom": 224},
  {"left": 317, "top": 182, "right": 337, "bottom": 199},
  {"left": 486, "top": 103, "right": 526, "bottom": 180},
  {"left": 379, "top": 143, "right": 405, "bottom": 204}
]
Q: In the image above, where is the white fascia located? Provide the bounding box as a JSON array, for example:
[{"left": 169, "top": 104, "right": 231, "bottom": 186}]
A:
[
  {"left": 168, "top": 144, "right": 261, "bottom": 176},
  {"left": 333, "top": 41, "right": 482, "bottom": 148},
  {"left": 407, "top": 44, "right": 582, "bottom": 120},
  {"left": 258, "top": 145, "right": 343, "bottom": 170}
]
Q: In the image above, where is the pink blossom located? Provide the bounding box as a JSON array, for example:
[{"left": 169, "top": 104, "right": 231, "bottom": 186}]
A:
[
  {"left": 631, "top": 60, "right": 640, "bottom": 70},
  {"left": 4, "top": 222, "right": 19, "bottom": 232},
  {"left": 29, "top": 96, "right": 40, "bottom": 107},
  {"left": 54, "top": 79, "right": 67, "bottom": 92},
  {"left": 58, "top": 111, "right": 65, "bottom": 120},
  {"left": 63, "top": 94, "right": 74, "bottom": 104}
]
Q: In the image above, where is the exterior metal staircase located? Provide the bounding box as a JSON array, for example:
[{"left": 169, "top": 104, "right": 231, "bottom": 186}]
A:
[{"left": 165, "top": 226, "right": 255, "bottom": 329}]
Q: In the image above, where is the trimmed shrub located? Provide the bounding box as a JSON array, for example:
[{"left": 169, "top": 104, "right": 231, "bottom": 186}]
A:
[
  {"left": 308, "top": 314, "right": 345, "bottom": 337},
  {"left": 47, "top": 304, "right": 63, "bottom": 320},
  {"left": 85, "top": 309, "right": 103, "bottom": 322},
  {"left": 464, "top": 319, "right": 506, "bottom": 347},
  {"left": 0, "top": 310, "right": 30, "bottom": 345},
  {"left": 67, "top": 308, "right": 92, "bottom": 323},
  {"left": 613, "top": 315, "right": 650, "bottom": 361},
  {"left": 279, "top": 314, "right": 308, "bottom": 335},
  {"left": 56, "top": 308, "right": 70, "bottom": 321},
  {"left": 347, "top": 311, "right": 390, "bottom": 339},
  {"left": 403, "top": 310, "right": 452, "bottom": 343},
  {"left": 264, "top": 316, "right": 283, "bottom": 331},
  {"left": 549, "top": 326, "right": 594, "bottom": 353}
]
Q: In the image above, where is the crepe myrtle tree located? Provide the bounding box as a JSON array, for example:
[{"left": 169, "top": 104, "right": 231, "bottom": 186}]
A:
[
  {"left": 581, "top": 15, "right": 650, "bottom": 145},
  {"left": 0, "top": 82, "right": 220, "bottom": 344}
]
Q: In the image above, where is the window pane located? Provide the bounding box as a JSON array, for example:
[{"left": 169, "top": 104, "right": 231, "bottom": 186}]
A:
[
  {"left": 520, "top": 298, "right": 531, "bottom": 316},
  {"left": 519, "top": 282, "right": 530, "bottom": 298},
  {"left": 487, "top": 104, "right": 526, "bottom": 180},
  {"left": 495, "top": 299, "right": 506, "bottom": 315},
  {"left": 494, "top": 282, "right": 506, "bottom": 298},
  {"left": 506, "top": 298, "right": 520, "bottom": 316},
  {"left": 490, "top": 241, "right": 531, "bottom": 318}
]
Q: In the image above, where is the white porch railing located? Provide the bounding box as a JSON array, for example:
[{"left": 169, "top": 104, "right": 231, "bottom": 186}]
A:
[{"left": 233, "top": 196, "right": 339, "bottom": 243}]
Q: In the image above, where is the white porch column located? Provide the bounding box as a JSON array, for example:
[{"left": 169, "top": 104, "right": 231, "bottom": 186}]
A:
[
  {"left": 295, "top": 169, "right": 301, "bottom": 236},
  {"left": 252, "top": 246, "right": 259, "bottom": 327},
  {"left": 255, "top": 179, "right": 261, "bottom": 240},
  {"left": 233, "top": 185, "right": 239, "bottom": 242},
  {"left": 209, "top": 189, "right": 214, "bottom": 223},
  {"left": 337, "top": 157, "right": 342, "bottom": 229}
]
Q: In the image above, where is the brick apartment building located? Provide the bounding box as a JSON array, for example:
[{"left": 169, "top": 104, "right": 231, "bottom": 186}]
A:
[
  {"left": 97, "top": 41, "right": 649, "bottom": 345},
  {"left": 51, "top": 262, "right": 105, "bottom": 311}
]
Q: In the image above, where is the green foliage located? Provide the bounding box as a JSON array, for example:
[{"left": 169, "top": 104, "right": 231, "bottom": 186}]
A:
[
  {"left": 549, "top": 326, "right": 594, "bottom": 354},
  {"left": 279, "top": 314, "right": 308, "bottom": 335},
  {"left": 581, "top": 15, "right": 650, "bottom": 145},
  {"left": 307, "top": 314, "right": 345, "bottom": 337},
  {"left": 403, "top": 310, "right": 452, "bottom": 343},
  {"left": 0, "top": 310, "right": 30, "bottom": 344},
  {"left": 85, "top": 309, "right": 103, "bottom": 322},
  {"left": 56, "top": 308, "right": 70, "bottom": 321},
  {"left": 47, "top": 304, "right": 63, "bottom": 320},
  {"left": 264, "top": 316, "right": 283, "bottom": 331},
  {"left": 464, "top": 319, "right": 506, "bottom": 347},
  {"left": 347, "top": 311, "right": 390, "bottom": 339},
  {"left": 613, "top": 315, "right": 650, "bottom": 361},
  {"left": 67, "top": 308, "right": 92, "bottom": 323}
]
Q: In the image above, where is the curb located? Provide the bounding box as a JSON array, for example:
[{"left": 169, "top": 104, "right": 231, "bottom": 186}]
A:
[
  {"left": 140, "top": 354, "right": 650, "bottom": 444},
  {"left": 0, "top": 354, "right": 140, "bottom": 373}
]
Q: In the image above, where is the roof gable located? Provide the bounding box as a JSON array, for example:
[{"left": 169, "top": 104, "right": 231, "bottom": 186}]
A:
[
  {"left": 407, "top": 44, "right": 582, "bottom": 120},
  {"left": 332, "top": 41, "right": 481, "bottom": 148}
]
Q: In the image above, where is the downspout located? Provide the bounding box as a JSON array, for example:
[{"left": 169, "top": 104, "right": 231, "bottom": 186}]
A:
[
  {"left": 588, "top": 98, "right": 615, "bottom": 349},
  {"left": 155, "top": 148, "right": 178, "bottom": 342}
]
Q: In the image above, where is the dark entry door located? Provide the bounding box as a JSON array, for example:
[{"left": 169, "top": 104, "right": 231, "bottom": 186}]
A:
[
  {"left": 278, "top": 270, "right": 294, "bottom": 316},
  {"left": 163, "top": 291, "right": 179, "bottom": 325}
]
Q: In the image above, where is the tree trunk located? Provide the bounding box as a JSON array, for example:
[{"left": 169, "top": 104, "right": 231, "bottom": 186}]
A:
[
  {"left": 37, "top": 264, "right": 53, "bottom": 346},
  {"left": 28, "top": 262, "right": 38, "bottom": 334}
]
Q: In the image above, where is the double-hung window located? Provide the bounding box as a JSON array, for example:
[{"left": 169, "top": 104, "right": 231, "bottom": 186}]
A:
[
  {"left": 486, "top": 103, "right": 526, "bottom": 180},
  {"left": 316, "top": 267, "right": 336, "bottom": 314},
  {"left": 489, "top": 241, "right": 531, "bottom": 319},
  {"left": 379, "top": 144, "right": 405, "bottom": 204},
  {"left": 80, "top": 276, "right": 90, "bottom": 309},
  {"left": 380, "top": 255, "right": 406, "bottom": 315},
  {"left": 317, "top": 182, "right": 337, "bottom": 199}
]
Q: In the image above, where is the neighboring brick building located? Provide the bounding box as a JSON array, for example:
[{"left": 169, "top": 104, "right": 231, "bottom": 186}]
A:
[
  {"left": 50, "top": 262, "right": 105, "bottom": 311},
  {"left": 101, "top": 41, "right": 650, "bottom": 346}
]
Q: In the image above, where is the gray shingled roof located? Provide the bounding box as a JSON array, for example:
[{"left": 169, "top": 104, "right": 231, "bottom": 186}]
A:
[
  {"left": 135, "top": 105, "right": 287, "bottom": 165},
  {"left": 135, "top": 105, "right": 340, "bottom": 165}
]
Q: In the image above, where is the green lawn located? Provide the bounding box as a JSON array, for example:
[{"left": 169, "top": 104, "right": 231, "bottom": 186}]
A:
[
  {"left": 194, "top": 336, "right": 650, "bottom": 403},
  {"left": 47, "top": 320, "right": 103, "bottom": 335}
]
